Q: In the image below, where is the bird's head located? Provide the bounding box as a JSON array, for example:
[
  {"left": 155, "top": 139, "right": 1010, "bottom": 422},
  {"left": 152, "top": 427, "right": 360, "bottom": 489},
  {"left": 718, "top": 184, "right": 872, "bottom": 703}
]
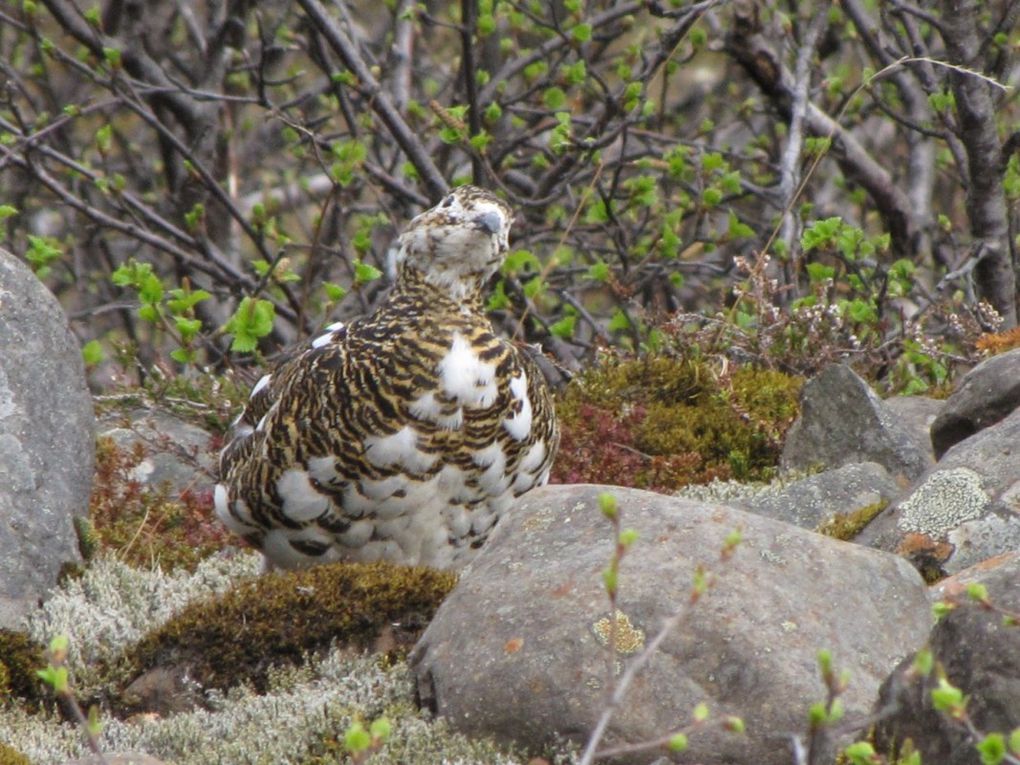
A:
[{"left": 396, "top": 185, "right": 513, "bottom": 299}]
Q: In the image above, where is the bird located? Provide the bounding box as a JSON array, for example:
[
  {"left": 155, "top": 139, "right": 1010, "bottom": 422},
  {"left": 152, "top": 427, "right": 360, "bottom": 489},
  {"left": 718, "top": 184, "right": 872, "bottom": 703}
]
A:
[{"left": 215, "top": 185, "right": 559, "bottom": 571}]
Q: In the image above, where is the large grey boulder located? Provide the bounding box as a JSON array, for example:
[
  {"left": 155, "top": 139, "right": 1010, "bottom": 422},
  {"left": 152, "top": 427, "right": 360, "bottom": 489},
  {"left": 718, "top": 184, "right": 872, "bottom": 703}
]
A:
[
  {"left": 0, "top": 249, "right": 95, "bottom": 629},
  {"left": 410, "top": 484, "right": 931, "bottom": 765},
  {"left": 855, "top": 407, "right": 1020, "bottom": 578},
  {"left": 874, "top": 553, "right": 1020, "bottom": 765},
  {"left": 781, "top": 365, "right": 931, "bottom": 482},
  {"left": 930, "top": 349, "right": 1020, "bottom": 459}
]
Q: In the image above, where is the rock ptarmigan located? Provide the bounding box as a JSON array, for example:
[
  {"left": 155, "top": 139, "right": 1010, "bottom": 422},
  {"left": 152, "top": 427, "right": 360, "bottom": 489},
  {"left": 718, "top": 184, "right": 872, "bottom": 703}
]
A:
[{"left": 215, "top": 186, "right": 558, "bottom": 570}]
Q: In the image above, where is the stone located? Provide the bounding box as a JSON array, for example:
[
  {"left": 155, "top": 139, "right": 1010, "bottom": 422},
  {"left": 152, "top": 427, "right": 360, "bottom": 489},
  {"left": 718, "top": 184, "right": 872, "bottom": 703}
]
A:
[
  {"left": 781, "top": 365, "right": 931, "bottom": 482},
  {"left": 882, "top": 395, "right": 942, "bottom": 465},
  {"left": 410, "top": 484, "right": 931, "bottom": 765},
  {"left": 930, "top": 349, "right": 1020, "bottom": 459},
  {"left": 854, "top": 407, "right": 1020, "bottom": 578},
  {"left": 99, "top": 409, "right": 217, "bottom": 499},
  {"left": 874, "top": 554, "right": 1020, "bottom": 765},
  {"left": 733, "top": 461, "right": 904, "bottom": 532},
  {"left": 0, "top": 249, "right": 95, "bottom": 629}
]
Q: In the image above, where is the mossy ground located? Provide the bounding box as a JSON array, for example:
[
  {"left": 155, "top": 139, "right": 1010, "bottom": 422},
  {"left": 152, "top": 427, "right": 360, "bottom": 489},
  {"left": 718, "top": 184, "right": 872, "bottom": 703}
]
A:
[
  {"left": 0, "top": 629, "right": 46, "bottom": 709},
  {"left": 120, "top": 561, "right": 457, "bottom": 702},
  {"left": 553, "top": 352, "right": 802, "bottom": 491}
]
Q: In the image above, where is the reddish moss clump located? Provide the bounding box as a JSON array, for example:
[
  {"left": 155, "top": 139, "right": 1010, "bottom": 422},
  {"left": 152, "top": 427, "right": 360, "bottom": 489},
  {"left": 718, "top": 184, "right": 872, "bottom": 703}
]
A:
[
  {"left": 87, "top": 436, "right": 231, "bottom": 571},
  {"left": 552, "top": 353, "right": 802, "bottom": 492}
]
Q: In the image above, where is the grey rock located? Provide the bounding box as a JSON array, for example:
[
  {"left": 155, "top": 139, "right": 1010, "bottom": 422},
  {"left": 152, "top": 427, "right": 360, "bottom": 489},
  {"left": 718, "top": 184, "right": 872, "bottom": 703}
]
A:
[
  {"left": 410, "top": 484, "right": 931, "bottom": 765},
  {"left": 874, "top": 553, "right": 1020, "bottom": 765},
  {"left": 0, "top": 249, "right": 95, "bottom": 629},
  {"left": 781, "top": 365, "right": 931, "bottom": 482},
  {"left": 99, "top": 409, "right": 217, "bottom": 499},
  {"left": 734, "top": 461, "right": 904, "bottom": 532},
  {"left": 855, "top": 407, "right": 1020, "bottom": 578},
  {"left": 931, "top": 349, "right": 1020, "bottom": 459},
  {"left": 882, "top": 395, "right": 942, "bottom": 464}
]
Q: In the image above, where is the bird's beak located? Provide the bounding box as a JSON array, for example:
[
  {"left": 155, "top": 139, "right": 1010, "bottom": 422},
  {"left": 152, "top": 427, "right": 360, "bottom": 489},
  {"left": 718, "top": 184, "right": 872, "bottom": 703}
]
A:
[{"left": 474, "top": 210, "right": 504, "bottom": 235}]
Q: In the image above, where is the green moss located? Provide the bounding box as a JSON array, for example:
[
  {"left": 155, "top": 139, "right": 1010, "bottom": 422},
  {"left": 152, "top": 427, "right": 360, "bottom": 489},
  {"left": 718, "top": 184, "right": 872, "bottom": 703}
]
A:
[
  {"left": 0, "top": 629, "right": 46, "bottom": 708},
  {"left": 120, "top": 562, "right": 457, "bottom": 699},
  {"left": 0, "top": 743, "right": 31, "bottom": 765},
  {"left": 554, "top": 353, "right": 802, "bottom": 492},
  {"left": 815, "top": 500, "right": 888, "bottom": 541}
]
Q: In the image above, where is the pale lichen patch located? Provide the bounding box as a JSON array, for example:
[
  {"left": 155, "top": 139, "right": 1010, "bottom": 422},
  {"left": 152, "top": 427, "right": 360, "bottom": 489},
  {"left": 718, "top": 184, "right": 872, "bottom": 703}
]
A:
[{"left": 896, "top": 467, "right": 989, "bottom": 537}]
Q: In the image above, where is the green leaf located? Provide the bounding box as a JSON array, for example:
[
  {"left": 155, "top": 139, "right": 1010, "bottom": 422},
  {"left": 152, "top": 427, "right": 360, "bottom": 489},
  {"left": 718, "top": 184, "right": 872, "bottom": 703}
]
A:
[
  {"left": 323, "top": 282, "right": 347, "bottom": 301},
  {"left": 167, "top": 288, "right": 211, "bottom": 314},
  {"left": 0, "top": 205, "right": 18, "bottom": 220},
  {"left": 801, "top": 217, "right": 843, "bottom": 252},
  {"left": 170, "top": 348, "right": 196, "bottom": 364},
  {"left": 598, "top": 492, "right": 618, "bottom": 520},
  {"left": 601, "top": 566, "right": 617, "bottom": 595},
  {"left": 344, "top": 722, "right": 372, "bottom": 753},
  {"left": 843, "top": 741, "right": 877, "bottom": 765},
  {"left": 502, "top": 249, "right": 540, "bottom": 274},
  {"left": 1008, "top": 727, "right": 1020, "bottom": 755},
  {"left": 174, "top": 316, "right": 202, "bottom": 340},
  {"left": 81, "top": 340, "right": 104, "bottom": 366},
  {"left": 668, "top": 733, "right": 688, "bottom": 752},
  {"left": 369, "top": 717, "right": 392, "bottom": 741},
  {"left": 585, "top": 260, "right": 610, "bottom": 281},
  {"left": 701, "top": 187, "right": 722, "bottom": 206},
  {"left": 977, "top": 733, "right": 1006, "bottom": 765},
  {"left": 95, "top": 123, "right": 113, "bottom": 153},
  {"left": 931, "top": 677, "right": 966, "bottom": 716},
  {"left": 608, "top": 308, "right": 630, "bottom": 332},
  {"left": 522, "top": 275, "right": 544, "bottom": 299},
  {"left": 353, "top": 259, "right": 382, "bottom": 285},
  {"left": 486, "top": 279, "right": 510, "bottom": 311},
  {"left": 225, "top": 297, "right": 275, "bottom": 353},
  {"left": 618, "top": 528, "right": 638, "bottom": 547},
  {"left": 102, "top": 46, "right": 122, "bottom": 68},
  {"left": 571, "top": 23, "right": 591, "bottom": 42},
  {"left": 543, "top": 87, "right": 567, "bottom": 110},
  {"left": 912, "top": 648, "right": 933, "bottom": 676},
  {"left": 967, "top": 582, "right": 989, "bottom": 603},
  {"left": 549, "top": 314, "right": 576, "bottom": 339}
]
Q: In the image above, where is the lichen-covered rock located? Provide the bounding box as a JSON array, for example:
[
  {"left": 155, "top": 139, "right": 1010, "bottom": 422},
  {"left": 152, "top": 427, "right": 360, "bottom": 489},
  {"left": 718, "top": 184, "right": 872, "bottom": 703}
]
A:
[
  {"left": 410, "top": 484, "right": 931, "bottom": 765},
  {"left": 0, "top": 249, "right": 95, "bottom": 629},
  {"left": 873, "top": 554, "right": 1020, "bottom": 765},
  {"left": 854, "top": 407, "right": 1020, "bottom": 579},
  {"left": 930, "top": 349, "right": 1020, "bottom": 459},
  {"left": 781, "top": 365, "right": 931, "bottom": 481},
  {"left": 732, "top": 461, "right": 903, "bottom": 535}
]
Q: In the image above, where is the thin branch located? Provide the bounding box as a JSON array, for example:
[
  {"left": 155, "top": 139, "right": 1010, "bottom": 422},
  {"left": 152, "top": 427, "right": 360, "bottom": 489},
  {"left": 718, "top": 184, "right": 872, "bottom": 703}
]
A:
[{"left": 295, "top": 0, "right": 449, "bottom": 200}]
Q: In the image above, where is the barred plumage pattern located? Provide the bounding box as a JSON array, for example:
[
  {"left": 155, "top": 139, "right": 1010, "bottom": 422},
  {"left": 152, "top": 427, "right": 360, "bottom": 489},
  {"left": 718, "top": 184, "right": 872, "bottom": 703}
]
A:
[{"left": 215, "top": 186, "right": 558, "bottom": 570}]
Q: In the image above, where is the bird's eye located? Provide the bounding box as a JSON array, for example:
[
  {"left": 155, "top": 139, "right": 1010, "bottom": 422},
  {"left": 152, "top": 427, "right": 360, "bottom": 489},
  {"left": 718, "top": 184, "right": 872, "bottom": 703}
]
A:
[{"left": 441, "top": 195, "right": 454, "bottom": 208}]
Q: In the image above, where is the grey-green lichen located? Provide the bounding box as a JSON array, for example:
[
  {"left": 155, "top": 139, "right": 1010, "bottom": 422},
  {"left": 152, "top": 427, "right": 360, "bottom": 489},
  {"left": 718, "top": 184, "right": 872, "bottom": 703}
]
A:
[
  {"left": 5, "top": 552, "right": 557, "bottom": 765},
  {"left": 1, "top": 650, "right": 536, "bottom": 765},
  {"left": 896, "top": 467, "right": 989, "bottom": 537}
]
